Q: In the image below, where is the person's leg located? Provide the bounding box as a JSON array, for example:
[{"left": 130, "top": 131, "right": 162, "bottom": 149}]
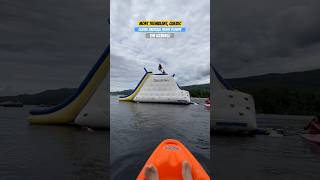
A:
[
  {"left": 182, "top": 161, "right": 193, "bottom": 180},
  {"left": 145, "top": 165, "right": 159, "bottom": 180}
]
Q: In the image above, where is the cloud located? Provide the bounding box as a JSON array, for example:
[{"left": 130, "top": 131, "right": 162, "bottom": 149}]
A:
[
  {"left": 110, "top": 0, "right": 210, "bottom": 91},
  {"left": 213, "top": 0, "right": 320, "bottom": 78},
  {"left": 0, "top": 0, "right": 107, "bottom": 96}
]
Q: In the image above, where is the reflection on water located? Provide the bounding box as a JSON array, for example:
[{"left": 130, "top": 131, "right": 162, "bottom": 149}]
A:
[
  {"left": 0, "top": 106, "right": 108, "bottom": 180},
  {"left": 213, "top": 115, "right": 320, "bottom": 180},
  {"left": 110, "top": 96, "right": 210, "bottom": 179}
]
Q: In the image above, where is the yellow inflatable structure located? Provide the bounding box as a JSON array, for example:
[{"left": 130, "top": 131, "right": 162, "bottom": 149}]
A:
[
  {"left": 118, "top": 70, "right": 151, "bottom": 101},
  {"left": 28, "top": 47, "right": 109, "bottom": 125}
]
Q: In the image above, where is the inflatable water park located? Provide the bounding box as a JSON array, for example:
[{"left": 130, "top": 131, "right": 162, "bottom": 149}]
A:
[
  {"left": 119, "top": 67, "right": 191, "bottom": 104},
  {"left": 27, "top": 47, "right": 110, "bottom": 128},
  {"left": 211, "top": 64, "right": 257, "bottom": 133}
]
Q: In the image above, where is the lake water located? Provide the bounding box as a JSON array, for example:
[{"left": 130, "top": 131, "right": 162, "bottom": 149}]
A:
[
  {"left": 3, "top": 102, "right": 318, "bottom": 179},
  {"left": 0, "top": 106, "right": 108, "bottom": 180},
  {"left": 213, "top": 114, "right": 320, "bottom": 180},
  {"left": 110, "top": 96, "right": 210, "bottom": 179}
]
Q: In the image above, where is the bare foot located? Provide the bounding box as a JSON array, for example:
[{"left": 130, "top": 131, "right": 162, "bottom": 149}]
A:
[
  {"left": 182, "top": 161, "right": 193, "bottom": 180},
  {"left": 145, "top": 164, "right": 159, "bottom": 180}
]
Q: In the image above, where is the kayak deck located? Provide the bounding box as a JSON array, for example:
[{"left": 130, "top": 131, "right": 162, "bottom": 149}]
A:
[{"left": 137, "top": 139, "right": 210, "bottom": 180}]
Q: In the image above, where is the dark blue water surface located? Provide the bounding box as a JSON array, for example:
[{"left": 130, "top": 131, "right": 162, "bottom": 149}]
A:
[
  {"left": 0, "top": 106, "right": 108, "bottom": 180},
  {"left": 213, "top": 115, "right": 320, "bottom": 180},
  {"left": 110, "top": 96, "right": 210, "bottom": 179}
]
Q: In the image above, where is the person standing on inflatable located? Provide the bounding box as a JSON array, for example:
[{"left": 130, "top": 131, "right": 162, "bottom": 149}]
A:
[{"left": 158, "top": 64, "right": 166, "bottom": 74}]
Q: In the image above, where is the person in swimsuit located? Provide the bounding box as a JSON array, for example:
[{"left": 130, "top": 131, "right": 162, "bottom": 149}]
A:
[{"left": 158, "top": 64, "right": 166, "bottom": 74}]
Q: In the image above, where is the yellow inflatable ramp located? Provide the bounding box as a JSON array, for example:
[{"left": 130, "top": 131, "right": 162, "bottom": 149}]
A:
[
  {"left": 118, "top": 69, "right": 151, "bottom": 101},
  {"left": 28, "top": 47, "right": 109, "bottom": 125}
]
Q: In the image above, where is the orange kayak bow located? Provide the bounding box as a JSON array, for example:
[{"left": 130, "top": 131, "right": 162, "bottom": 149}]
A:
[{"left": 137, "top": 139, "right": 210, "bottom": 180}]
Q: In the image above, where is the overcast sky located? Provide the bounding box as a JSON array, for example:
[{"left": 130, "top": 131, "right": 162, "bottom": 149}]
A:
[
  {"left": 110, "top": 0, "right": 210, "bottom": 91},
  {"left": 0, "top": 0, "right": 107, "bottom": 96},
  {"left": 2, "top": 0, "right": 320, "bottom": 95},
  {"left": 213, "top": 0, "right": 320, "bottom": 78}
]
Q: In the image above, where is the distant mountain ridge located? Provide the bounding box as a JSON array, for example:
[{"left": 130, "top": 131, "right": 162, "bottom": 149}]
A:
[
  {"left": 0, "top": 84, "right": 210, "bottom": 106},
  {"left": 0, "top": 88, "right": 76, "bottom": 106},
  {"left": 225, "top": 69, "right": 320, "bottom": 115},
  {"left": 226, "top": 69, "right": 320, "bottom": 93},
  {"left": 111, "top": 83, "right": 210, "bottom": 98},
  {"left": 1, "top": 69, "right": 320, "bottom": 115}
]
